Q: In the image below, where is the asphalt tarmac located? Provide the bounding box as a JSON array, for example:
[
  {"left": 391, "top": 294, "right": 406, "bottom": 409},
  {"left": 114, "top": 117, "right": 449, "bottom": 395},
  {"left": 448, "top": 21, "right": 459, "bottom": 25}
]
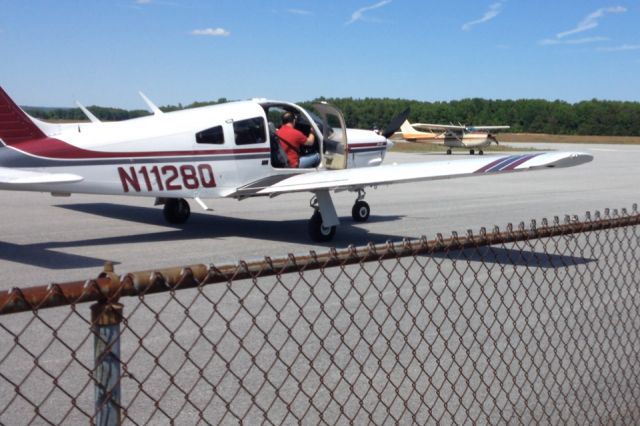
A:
[
  {"left": 0, "top": 142, "right": 636, "bottom": 289},
  {"left": 1, "top": 142, "right": 639, "bottom": 424}
]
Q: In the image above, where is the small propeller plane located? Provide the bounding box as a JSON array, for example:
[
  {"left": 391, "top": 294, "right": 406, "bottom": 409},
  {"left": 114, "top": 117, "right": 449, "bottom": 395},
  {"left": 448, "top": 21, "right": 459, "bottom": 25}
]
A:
[
  {"left": 0, "top": 86, "right": 591, "bottom": 242},
  {"left": 399, "top": 120, "right": 510, "bottom": 155}
]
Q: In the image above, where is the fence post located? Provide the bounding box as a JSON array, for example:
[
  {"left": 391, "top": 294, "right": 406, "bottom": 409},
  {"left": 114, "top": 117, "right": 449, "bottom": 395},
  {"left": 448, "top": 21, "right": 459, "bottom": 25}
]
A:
[{"left": 91, "top": 301, "right": 123, "bottom": 426}]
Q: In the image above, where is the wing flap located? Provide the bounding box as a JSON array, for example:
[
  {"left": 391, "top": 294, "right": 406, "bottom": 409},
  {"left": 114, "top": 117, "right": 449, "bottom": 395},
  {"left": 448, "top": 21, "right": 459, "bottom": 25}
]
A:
[
  {"left": 0, "top": 167, "right": 84, "bottom": 184},
  {"left": 230, "top": 152, "right": 592, "bottom": 197}
]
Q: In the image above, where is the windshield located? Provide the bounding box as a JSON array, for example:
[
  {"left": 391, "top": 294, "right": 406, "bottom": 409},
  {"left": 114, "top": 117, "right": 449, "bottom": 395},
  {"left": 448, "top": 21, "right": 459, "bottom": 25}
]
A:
[{"left": 302, "top": 108, "right": 331, "bottom": 138}]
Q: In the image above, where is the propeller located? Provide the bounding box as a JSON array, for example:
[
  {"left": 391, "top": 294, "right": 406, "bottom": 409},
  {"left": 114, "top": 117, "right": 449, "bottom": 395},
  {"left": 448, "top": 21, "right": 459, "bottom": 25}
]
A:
[{"left": 381, "top": 107, "right": 410, "bottom": 139}]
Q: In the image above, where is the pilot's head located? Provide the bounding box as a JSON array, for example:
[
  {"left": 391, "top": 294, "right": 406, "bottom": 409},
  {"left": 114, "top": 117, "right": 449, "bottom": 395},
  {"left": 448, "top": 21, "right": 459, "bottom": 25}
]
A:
[{"left": 281, "top": 111, "right": 295, "bottom": 125}]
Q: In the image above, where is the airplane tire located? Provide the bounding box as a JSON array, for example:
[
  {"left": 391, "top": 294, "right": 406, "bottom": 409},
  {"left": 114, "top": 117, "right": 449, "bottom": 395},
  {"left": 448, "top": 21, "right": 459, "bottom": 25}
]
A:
[
  {"left": 308, "top": 211, "right": 336, "bottom": 242},
  {"left": 163, "top": 198, "right": 191, "bottom": 224},
  {"left": 479, "top": 150, "right": 484, "bottom": 155},
  {"left": 352, "top": 200, "right": 370, "bottom": 222},
  {"left": 446, "top": 149, "right": 452, "bottom": 155},
  {"left": 470, "top": 149, "right": 475, "bottom": 155}
]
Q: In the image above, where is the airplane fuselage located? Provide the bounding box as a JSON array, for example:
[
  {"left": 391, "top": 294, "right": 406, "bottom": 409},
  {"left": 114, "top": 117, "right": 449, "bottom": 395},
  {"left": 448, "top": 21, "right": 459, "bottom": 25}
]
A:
[
  {"left": 0, "top": 99, "right": 389, "bottom": 199},
  {"left": 402, "top": 131, "right": 494, "bottom": 148}
]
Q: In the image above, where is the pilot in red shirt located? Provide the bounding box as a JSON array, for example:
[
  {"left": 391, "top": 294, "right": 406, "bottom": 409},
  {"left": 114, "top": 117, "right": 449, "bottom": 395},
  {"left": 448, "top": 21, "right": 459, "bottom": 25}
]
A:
[{"left": 276, "top": 112, "right": 319, "bottom": 168}]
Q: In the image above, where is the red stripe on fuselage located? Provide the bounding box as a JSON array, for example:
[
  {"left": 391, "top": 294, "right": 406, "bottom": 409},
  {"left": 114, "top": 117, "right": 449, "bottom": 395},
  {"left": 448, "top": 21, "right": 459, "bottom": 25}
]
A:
[
  {"left": 347, "top": 142, "right": 386, "bottom": 152},
  {"left": 8, "top": 137, "right": 270, "bottom": 160}
]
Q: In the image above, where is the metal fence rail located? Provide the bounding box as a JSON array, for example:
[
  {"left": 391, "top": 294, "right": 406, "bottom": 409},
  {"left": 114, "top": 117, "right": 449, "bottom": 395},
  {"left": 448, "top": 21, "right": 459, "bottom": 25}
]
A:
[{"left": 1, "top": 205, "right": 639, "bottom": 424}]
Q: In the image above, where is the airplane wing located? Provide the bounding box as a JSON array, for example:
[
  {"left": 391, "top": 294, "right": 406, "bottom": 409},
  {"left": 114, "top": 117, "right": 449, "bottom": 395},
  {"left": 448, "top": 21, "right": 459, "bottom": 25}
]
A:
[
  {"left": 228, "top": 152, "right": 592, "bottom": 197},
  {"left": 467, "top": 125, "right": 510, "bottom": 132},
  {"left": 411, "top": 123, "right": 466, "bottom": 132},
  {"left": 0, "top": 167, "right": 84, "bottom": 185}
]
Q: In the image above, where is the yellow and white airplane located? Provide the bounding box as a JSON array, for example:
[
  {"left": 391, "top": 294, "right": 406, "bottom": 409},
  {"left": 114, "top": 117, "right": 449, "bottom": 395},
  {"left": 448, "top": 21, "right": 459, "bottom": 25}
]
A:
[
  {"left": 0, "top": 86, "right": 590, "bottom": 242},
  {"left": 399, "top": 120, "right": 510, "bottom": 155}
]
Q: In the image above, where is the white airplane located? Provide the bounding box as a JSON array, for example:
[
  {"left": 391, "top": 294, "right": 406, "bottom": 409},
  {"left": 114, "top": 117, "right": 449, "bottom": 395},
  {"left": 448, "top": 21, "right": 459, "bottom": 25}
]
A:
[
  {"left": 0, "top": 86, "right": 592, "bottom": 242},
  {"left": 399, "top": 120, "right": 510, "bottom": 155}
]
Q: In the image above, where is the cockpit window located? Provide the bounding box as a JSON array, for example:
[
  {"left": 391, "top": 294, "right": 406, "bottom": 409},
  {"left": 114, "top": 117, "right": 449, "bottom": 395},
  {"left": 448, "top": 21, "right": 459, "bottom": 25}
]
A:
[
  {"left": 304, "top": 109, "right": 330, "bottom": 137},
  {"left": 195, "top": 125, "right": 224, "bottom": 144},
  {"left": 261, "top": 103, "right": 328, "bottom": 136},
  {"left": 233, "top": 117, "right": 267, "bottom": 145}
]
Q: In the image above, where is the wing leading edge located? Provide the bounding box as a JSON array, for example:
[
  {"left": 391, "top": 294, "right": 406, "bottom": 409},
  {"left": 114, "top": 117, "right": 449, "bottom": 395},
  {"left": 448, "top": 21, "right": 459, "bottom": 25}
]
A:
[{"left": 229, "top": 152, "right": 592, "bottom": 197}]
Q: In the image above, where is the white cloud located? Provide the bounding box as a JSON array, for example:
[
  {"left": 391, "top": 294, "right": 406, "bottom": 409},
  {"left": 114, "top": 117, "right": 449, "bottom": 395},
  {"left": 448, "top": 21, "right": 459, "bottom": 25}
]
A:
[
  {"left": 556, "top": 6, "right": 626, "bottom": 39},
  {"left": 346, "top": 0, "right": 392, "bottom": 25},
  {"left": 191, "top": 28, "right": 230, "bottom": 37},
  {"left": 540, "top": 6, "right": 627, "bottom": 48},
  {"left": 462, "top": 2, "right": 505, "bottom": 31},
  {"left": 287, "top": 9, "right": 312, "bottom": 16},
  {"left": 135, "top": 0, "right": 152, "bottom": 4},
  {"left": 597, "top": 44, "right": 640, "bottom": 52},
  {"left": 539, "top": 36, "right": 609, "bottom": 46}
]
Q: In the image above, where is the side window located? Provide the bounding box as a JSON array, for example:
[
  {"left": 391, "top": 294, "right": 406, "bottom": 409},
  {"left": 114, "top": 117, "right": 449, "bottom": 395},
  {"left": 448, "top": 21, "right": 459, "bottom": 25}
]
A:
[
  {"left": 233, "top": 117, "right": 267, "bottom": 145},
  {"left": 196, "top": 125, "right": 224, "bottom": 144}
]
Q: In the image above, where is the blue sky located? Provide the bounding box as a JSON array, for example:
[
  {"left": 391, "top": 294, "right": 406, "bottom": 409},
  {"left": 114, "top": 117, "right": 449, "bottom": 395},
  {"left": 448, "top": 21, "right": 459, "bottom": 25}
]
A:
[{"left": 1, "top": 0, "right": 638, "bottom": 109}]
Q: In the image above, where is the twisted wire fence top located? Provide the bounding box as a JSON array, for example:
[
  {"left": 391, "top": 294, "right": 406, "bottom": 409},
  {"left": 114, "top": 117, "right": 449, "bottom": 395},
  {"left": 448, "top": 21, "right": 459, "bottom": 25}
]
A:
[{"left": 1, "top": 204, "right": 638, "bottom": 315}]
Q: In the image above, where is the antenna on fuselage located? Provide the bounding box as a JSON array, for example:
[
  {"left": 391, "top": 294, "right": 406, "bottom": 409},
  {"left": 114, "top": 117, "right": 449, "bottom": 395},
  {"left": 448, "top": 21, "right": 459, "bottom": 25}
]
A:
[
  {"left": 75, "top": 101, "right": 101, "bottom": 123},
  {"left": 138, "top": 91, "right": 164, "bottom": 115}
]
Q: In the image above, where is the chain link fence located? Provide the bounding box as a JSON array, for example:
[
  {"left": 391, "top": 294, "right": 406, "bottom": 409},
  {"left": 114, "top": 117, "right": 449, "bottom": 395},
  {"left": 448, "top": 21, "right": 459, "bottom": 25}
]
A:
[{"left": 1, "top": 205, "right": 640, "bottom": 424}]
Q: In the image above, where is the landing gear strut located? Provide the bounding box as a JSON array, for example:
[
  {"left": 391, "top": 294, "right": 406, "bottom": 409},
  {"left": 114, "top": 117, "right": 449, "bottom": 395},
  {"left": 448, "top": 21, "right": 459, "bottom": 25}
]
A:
[
  {"left": 163, "top": 198, "right": 191, "bottom": 224},
  {"left": 351, "top": 189, "right": 370, "bottom": 222},
  {"left": 308, "top": 193, "right": 337, "bottom": 242},
  {"left": 308, "top": 210, "right": 336, "bottom": 242}
]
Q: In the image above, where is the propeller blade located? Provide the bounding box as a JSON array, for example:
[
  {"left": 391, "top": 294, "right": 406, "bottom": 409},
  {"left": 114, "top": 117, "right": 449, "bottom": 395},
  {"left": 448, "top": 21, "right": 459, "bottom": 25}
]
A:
[{"left": 381, "top": 107, "right": 410, "bottom": 138}]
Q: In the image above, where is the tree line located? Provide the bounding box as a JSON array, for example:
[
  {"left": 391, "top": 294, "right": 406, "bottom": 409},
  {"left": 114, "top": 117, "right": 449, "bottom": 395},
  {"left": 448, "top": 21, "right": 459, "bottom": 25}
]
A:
[{"left": 25, "top": 97, "right": 640, "bottom": 136}]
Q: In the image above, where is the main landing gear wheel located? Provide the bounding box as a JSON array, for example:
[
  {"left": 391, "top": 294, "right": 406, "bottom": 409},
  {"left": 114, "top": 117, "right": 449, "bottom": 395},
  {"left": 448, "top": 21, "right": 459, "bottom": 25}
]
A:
[
  {"left": 446, "top": 149, "right": 452, "bottom": 155},
  {"left": 479, "top": 150, "right": 484, "bottom": 155},
  {"left": 469, "top": 149, "right": 475, "bottom": 155},
  {"left": 351, "top": 200, "right": 370, "bottom": 222},
  {"left": 308, "top": 210, "right": 336, "bottom": 242},
  {"left": 163, "top": 198, "right": 191, "bottom": 224}
]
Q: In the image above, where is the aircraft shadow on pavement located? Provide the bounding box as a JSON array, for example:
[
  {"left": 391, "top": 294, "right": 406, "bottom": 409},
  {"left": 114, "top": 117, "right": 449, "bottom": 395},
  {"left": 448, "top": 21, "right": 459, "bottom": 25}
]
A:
[
  {"left": 0, "top": 203, "right": 409, "bottom": 270},
  {"left": 0, "top": 240, "right": 108, "bottom": 270},
  {"left": 58, "top": 203, "right": 408, "bottom": 245},
  {"left": 0, "top": 203, "right": 595, "bottom": 271}
]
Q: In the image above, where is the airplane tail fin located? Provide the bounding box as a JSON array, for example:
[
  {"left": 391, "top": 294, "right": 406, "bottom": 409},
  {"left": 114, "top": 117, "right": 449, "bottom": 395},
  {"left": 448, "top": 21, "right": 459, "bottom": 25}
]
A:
[
  {"left": 399, "top": 119, "right": 433, "bottom": 140},
  {"left": 0, "top": 87, "right": 47, "bottom": 146},
  {"left": 400, "top": 119, "right": 417, "bottom": 135}
]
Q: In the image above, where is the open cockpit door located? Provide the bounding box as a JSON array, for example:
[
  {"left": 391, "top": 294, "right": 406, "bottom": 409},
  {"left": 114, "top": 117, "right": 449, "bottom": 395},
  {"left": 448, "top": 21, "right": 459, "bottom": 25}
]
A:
[{"left": 313, "top": 102, "right": 348, "bottom": 170}]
